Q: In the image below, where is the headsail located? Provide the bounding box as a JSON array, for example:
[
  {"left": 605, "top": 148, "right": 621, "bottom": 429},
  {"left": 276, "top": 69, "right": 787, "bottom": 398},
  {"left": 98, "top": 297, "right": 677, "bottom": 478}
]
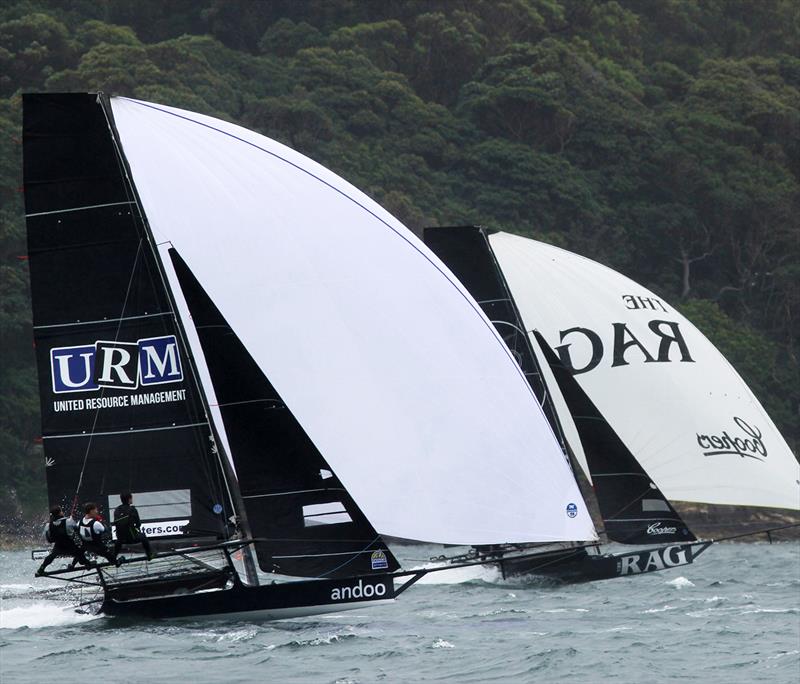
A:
[
  {"left": 489, "top": 232, "right": 800, "bottom": 512},
  {"left": 23, "top": 94, "right": 232, "bottom": 539},
  {"left": 533, "top": 332, "right": 695, "bottom": 544},
  {"left": 169, "top": 250, "right": 399, "bottom": 577},
  {"left": 108, "top": 96, "right": 596, "bottom": 545}
]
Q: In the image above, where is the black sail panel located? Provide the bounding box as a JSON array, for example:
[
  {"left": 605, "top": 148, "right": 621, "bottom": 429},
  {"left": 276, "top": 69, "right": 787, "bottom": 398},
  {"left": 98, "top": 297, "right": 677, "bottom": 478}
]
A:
[
  {"left": 23, "top": 93, "right": 231, "bottom": 540},
  {"left": 533, "top": 333, "right": 695, "bottom": 544},
  {"left": 169, "top": 249, "right": 399, "bottom": 578}
]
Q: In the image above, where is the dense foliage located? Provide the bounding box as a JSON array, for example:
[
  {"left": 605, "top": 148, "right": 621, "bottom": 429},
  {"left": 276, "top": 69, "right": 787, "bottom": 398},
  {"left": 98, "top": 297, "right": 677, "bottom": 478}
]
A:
[{"left": 0, "top": 0, "right": 797, "bottom": 514}]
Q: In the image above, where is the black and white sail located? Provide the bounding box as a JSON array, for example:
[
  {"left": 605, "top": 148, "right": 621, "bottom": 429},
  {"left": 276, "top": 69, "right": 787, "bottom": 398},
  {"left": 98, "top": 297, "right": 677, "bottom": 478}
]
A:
[
  {"left": 25, "top": 93, "right": 597, "bottom": 575},
  {"left": 24, "top": 93, "right": 606, "bottom": 618},
  {"left": 169, "top": 251, "right": 398, "bottom": 578},
  {"left": 487, "top": 232, "right": 800, "bottom": 515},
  {"left": 424, "top": 226, "right": 693, "bottom": 544},
  {"left": 532, "top": 332, "right": 695, "bottom": 544},
  {"left": 24, "top": 93, "right": 232, "bottom": 540}
]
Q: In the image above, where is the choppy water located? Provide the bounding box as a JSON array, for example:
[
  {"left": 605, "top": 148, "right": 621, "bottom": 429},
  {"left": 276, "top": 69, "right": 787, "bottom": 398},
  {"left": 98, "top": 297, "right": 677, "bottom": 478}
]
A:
[{"left": 1, "top": 542, "right": 798, "bottom": 683}]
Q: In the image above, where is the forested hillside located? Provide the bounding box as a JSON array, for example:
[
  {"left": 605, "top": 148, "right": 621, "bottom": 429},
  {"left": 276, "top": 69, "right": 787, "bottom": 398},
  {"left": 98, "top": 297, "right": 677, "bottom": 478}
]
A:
[{"left": 0, "top": 0, "right": 798, "bottom": 518}]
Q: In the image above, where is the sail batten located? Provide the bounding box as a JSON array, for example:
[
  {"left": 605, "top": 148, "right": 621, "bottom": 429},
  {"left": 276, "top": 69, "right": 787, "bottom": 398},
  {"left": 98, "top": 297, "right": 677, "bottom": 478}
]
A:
[{"left": 26, "top": 200, "right": 136, "bottom": 218}]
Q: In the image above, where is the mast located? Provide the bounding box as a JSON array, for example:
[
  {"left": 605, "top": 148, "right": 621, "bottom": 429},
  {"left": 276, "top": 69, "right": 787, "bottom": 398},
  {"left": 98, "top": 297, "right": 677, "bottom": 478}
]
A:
[{"left": 96, "top": 93, "right": 260, "bottom": 584}]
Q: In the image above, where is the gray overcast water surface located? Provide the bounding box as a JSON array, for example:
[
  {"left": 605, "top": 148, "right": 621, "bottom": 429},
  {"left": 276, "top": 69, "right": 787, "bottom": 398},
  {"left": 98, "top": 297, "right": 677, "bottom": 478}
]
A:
[{"left": 1, "top": 542, "right": 798, "bottom": 683}]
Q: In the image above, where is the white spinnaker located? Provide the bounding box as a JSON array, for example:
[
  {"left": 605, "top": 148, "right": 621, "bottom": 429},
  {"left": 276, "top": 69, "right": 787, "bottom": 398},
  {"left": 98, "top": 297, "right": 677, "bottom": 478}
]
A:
[
  {"left": 109, "top": 97, "right": 596, "bottom": 545},
  {"left": 489, "top": 232, "right": 800, "bottom": 511}
]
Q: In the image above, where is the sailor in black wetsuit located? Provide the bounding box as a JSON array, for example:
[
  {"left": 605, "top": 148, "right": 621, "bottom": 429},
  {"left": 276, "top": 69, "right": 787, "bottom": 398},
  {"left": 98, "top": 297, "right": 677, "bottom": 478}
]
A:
[
  {"left": 78, "top": 502, "right": 122, "bottom": 566},
  {"left": 35, "top": 506, "right": 91, "bottom": 576},
  {"left": 113, "top": 492, "right": 154, "bottom": 560}
]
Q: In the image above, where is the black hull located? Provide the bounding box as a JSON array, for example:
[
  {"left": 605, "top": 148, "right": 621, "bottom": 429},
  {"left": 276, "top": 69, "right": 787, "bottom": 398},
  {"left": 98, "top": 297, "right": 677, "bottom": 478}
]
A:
[
  {"left": 498, "top": 542, "right": 713, "bottom": 582},
  {"left": 496, "top": 546, "right": 593, "bottom": 580},
  {"left": 101, "top": 573, "right": 395, "bottom": 620}
]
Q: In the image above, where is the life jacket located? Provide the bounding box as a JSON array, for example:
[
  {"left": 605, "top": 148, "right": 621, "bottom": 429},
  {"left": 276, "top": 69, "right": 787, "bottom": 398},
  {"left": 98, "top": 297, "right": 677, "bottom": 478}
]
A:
[
  {"left": 78, "top": 516, "right": 105, "bottom": 545},
  {"left": 113, "top": 504, "right": 140, "bottom": 542},
  {"left": 47, "top": 517, "right": 72, "bottom": 545}
]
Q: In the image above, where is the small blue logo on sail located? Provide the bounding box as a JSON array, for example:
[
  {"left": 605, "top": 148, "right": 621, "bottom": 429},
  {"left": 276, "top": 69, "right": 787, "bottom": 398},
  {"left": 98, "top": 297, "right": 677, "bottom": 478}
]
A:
[
  {"left": 51, "top": 335, "right": 183, "bottom": 393},
  {"left": 566, "top": 502, "right": 578, "bottom": 518},
  {"left": 370, "top": 550, "right": 389, "bottom": 570}
]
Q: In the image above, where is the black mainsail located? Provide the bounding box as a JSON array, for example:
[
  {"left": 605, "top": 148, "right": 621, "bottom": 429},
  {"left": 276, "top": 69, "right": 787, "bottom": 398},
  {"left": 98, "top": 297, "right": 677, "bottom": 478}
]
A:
[
  {"left": 24, "top": 92, "right": 397, "bottom": 578},
  {"left": 24, "top": 93, "right": 231, "bottom": 540}
]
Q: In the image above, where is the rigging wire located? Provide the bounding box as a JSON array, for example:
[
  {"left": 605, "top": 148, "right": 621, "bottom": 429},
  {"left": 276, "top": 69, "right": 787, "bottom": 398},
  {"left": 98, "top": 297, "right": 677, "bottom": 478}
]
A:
[
  {"left": 99, "top": 96, "right": 239, "bottom": 526},
  {"left": 69, "top": 238, "right": 144, "bottom": 515},
  {"left": 62, "top": 96, "right": 239, "bottom": 538}
]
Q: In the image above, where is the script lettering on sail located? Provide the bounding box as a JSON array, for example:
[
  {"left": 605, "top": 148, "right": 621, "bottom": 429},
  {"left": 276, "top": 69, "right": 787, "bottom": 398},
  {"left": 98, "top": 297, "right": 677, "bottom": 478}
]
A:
[{"left": 696, "top": 417, "right": 768, "bottom": 461}]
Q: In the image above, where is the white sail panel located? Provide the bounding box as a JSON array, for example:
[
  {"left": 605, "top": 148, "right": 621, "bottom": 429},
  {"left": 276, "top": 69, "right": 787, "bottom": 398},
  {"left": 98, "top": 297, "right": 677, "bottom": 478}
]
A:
[
  {"left": 109, "top": 97, "right": 596, "bottom": 545},
  {"left": 489, "top": 232, "right": 800, "bottom": 511}
]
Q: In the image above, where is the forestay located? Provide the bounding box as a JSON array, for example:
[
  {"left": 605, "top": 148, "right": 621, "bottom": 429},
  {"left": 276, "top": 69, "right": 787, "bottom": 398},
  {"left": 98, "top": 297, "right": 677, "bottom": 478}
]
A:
[
  {"left": 489, "top": 232, "right": 800, "bottom": 511},
  {"left": 109, "top": 98, "right": 596, "bottom": 545}
]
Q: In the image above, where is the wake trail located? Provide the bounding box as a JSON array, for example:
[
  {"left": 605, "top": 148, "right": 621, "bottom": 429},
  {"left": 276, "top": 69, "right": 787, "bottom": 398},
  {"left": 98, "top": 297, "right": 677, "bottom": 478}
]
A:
[
  {"left": 408, "top": 563, "right": 503, "bottom": 585},
  {"left": 0, "top": 602, "right": 101, "bottom": 629}
]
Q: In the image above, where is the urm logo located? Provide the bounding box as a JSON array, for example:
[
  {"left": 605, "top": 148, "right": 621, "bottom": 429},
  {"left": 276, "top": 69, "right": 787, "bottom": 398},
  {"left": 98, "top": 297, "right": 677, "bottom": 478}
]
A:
[{"left": 51, "top": 335, "right": 183, "bottom": 394}]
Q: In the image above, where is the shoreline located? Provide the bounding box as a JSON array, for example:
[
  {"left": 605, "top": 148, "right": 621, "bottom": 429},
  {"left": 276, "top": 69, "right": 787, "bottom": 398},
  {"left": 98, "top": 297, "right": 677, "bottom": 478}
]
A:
[{"left": 0, "top": 535, "right": 39, "bottom": 552}]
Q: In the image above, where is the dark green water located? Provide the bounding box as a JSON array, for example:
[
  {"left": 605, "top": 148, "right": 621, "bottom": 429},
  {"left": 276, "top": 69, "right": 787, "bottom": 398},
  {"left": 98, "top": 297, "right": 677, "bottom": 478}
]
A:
[{"left": 1, "top": 542, "right": 798, "bottom": 683}]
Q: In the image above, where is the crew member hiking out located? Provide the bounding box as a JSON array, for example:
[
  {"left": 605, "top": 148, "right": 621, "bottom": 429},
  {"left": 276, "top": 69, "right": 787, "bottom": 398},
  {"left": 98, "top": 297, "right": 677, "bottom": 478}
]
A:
[
  {"left": 114, "top": 492, "right": 154, "bottom": 560},
  {"left": 35, "top": 506, "right": 91, "bottom": 576},
  {"left": 79, "top": 502, "right": 123, "bottom": 566}
]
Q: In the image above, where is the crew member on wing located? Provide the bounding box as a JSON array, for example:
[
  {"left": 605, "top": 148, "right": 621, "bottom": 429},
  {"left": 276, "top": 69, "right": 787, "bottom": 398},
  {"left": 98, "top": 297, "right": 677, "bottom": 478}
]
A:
[
  {"left": 79, "top": 502, "right": 123, "bottom": 566},
  {"left": 114, "top": 492, "right": 154, "bottom": 560},
  {"left": 35, "top": 505, "right": 92, "bottom": 576}
]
